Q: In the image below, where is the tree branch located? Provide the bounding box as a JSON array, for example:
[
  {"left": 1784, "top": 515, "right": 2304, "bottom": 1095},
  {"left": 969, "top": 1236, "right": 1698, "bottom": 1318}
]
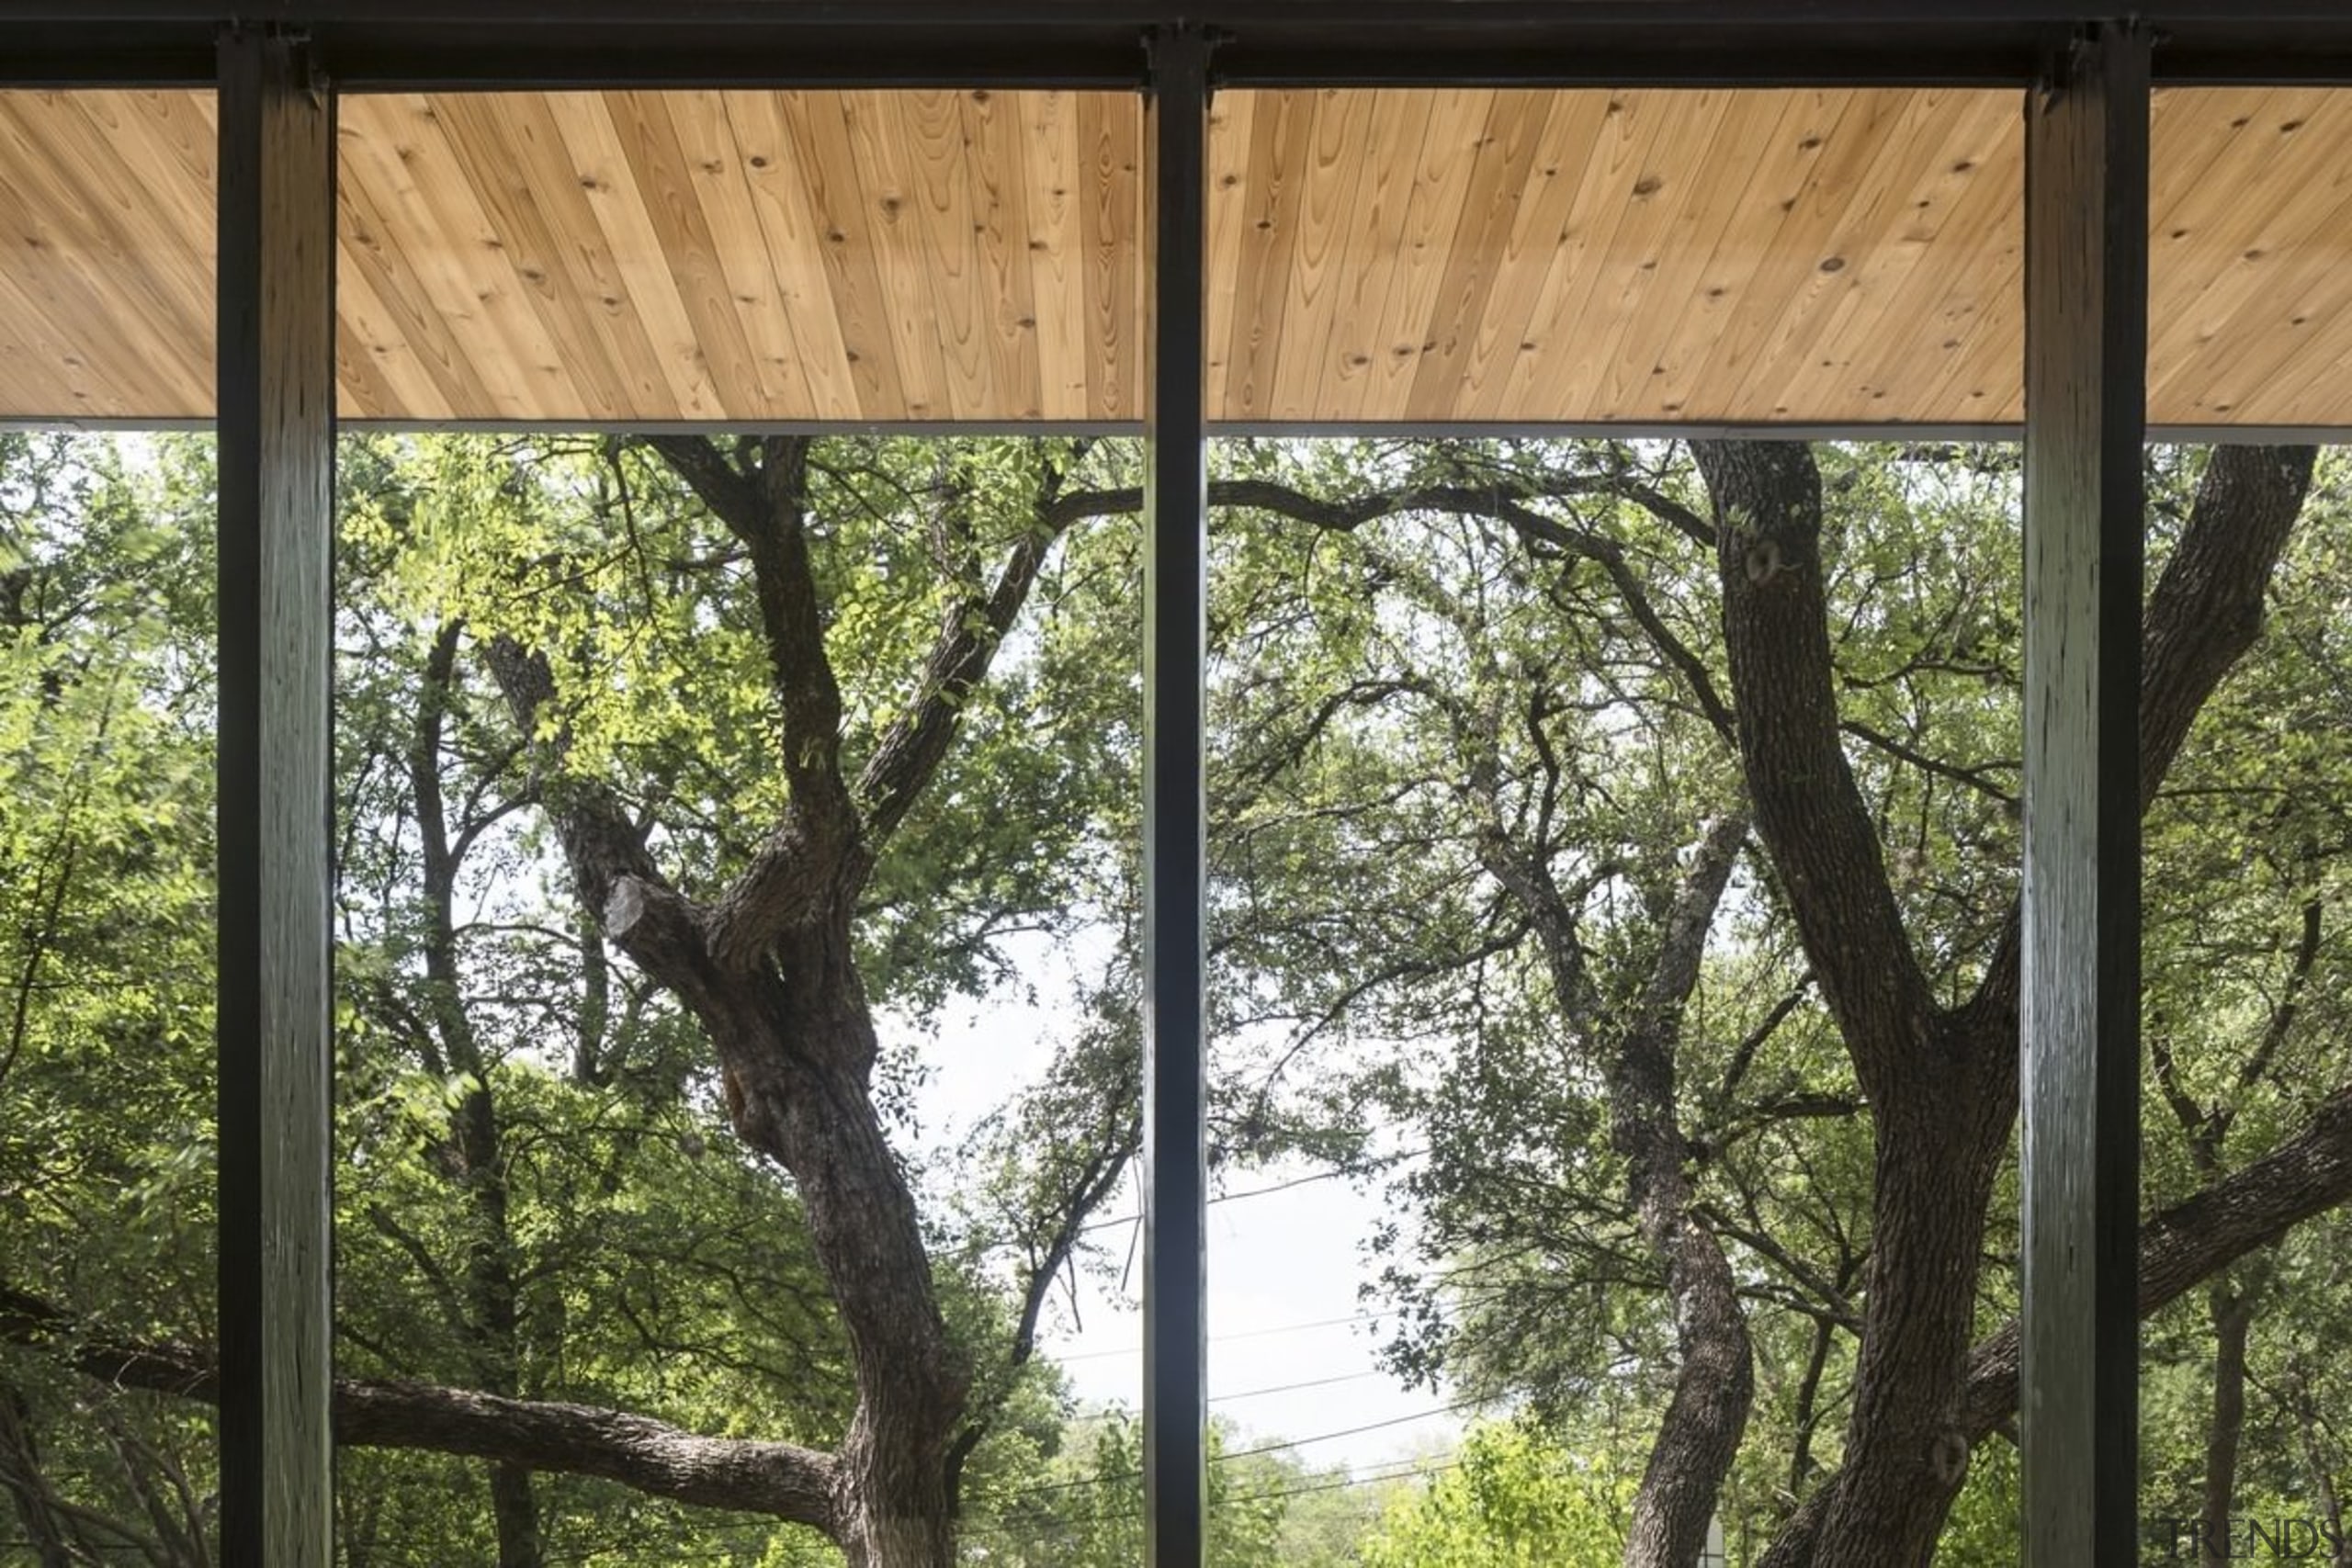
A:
[
  {"left": 479, "top": 634, "right": 712, "bottom": 998},
  {"left": 1053, "top": 475, "right": 1736, "bottom": 740},
  {"left": 644, "top": 435, "right": 866, "bottom": 970},
  {"left": 855, "top": 455, "right": 1073, "bottom": 847},
  {"left": 1608, "top": 813, "right": 1758, "bottom": 1567},
  {"left": 1964, "top": 444, "right": 2317, "bottom": 1027},
  {"left": 0, "top": 1289, "right": 842, "bottom": 1535},
  {"left": 1690, "top": 440, "right": 1933, "bottom": 1107},
  {"left": 1762, "top": 1079, "right": 2352, "bottom": 1567}
]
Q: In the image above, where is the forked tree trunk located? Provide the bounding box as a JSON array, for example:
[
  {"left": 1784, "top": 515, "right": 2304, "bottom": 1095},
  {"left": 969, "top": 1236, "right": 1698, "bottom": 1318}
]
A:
[{"left": 1693, "top": 439, "right": 2317, "bottom": 1567}]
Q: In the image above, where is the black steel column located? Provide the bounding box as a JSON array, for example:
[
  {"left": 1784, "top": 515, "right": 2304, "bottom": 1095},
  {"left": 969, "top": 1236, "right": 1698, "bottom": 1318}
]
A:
[
  {"left": 1140, "top": 22, "right": 1210, "bottom": 1568},
  {"left": 217, "top": 27, "right": 337, "bottom": 1567},
  {"left": 2019, "top": 20, "right": 2149, "bottom": 1568}
]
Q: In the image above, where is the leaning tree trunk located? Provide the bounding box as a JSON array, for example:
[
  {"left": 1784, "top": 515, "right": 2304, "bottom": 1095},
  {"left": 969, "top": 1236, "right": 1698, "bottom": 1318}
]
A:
[
  {"left": 1792, "top": 1064, "right": 2010, "bottom": 1568},
  {"left": 762, "top": 954, "right": 965, "bottom": 1568},
  {"left": 490, "top": 638, "right": 976, "bottom": 1564},
  {"left": 478, "top": 425, "right": 1098, "bottom": 1566},
  {"left": 623, "top": 901, "right": 970, "bottom": 1568}
]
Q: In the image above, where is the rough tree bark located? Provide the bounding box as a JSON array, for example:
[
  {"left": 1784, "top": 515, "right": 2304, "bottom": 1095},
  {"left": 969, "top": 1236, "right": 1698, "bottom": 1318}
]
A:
[
  {"left": 1689, "top": 441, "right": 2319, "bottom": 1567},
  {"left": 2200, "top": 1281, "right": 2257, "bottom": 1568},
  {"left": 1608, "top": 815, "right": 1756, "bottom": 1568},
  {"left": 1758, "top": 1077, "right": 2352, "bottom": 1562},
  {"left": 479, "top": 434, "right": 1075, "bottom": 1568}
]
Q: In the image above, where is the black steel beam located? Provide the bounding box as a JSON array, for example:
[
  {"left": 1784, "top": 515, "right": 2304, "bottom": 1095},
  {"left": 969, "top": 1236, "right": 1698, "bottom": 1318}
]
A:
[
  {"left": 1140, "top": 22, "right": 1210, "bottom": 1568},
  {"left": 11, "top": 0, "right": 2352, "bottom": 24},
  {"left": 2018, "top": 20, "right": 2148, "bottom": 1568},
  {"left": 6, "top": 4, "right": 2352, "bottom": 86},
  {"left": 216, "top": 26, "right": 336, "bottom": 1568}
]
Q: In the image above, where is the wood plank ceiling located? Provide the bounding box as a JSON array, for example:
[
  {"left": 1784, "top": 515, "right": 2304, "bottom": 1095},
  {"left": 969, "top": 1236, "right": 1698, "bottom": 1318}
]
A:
[{"left": 0, "top": 85, "right": 2345, "bottom": 427}]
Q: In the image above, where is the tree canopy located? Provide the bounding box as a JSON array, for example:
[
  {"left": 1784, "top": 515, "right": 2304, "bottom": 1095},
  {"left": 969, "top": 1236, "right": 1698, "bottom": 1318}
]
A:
[{"left": 3, "top": 430, "right": 2350, "bottom": 1568}]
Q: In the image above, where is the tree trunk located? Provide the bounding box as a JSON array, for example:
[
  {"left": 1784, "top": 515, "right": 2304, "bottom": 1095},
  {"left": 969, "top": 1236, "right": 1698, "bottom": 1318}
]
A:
[
  {"left": 2200, "top": 1283, "right": 2256, "bottom": 1568},
  {"left": 0, "top": 1388, "right": 74, "bottom": 1568},
  {"left": 2290, "top": 1360, "right": 2348, "bottom": 1568},
  {"left": 490, "top": 1461, "right": 544, "bottom": 1568},
  {"left": 1624, "top": 1210, "right": 1753, "bottom": 1568},
  {"left": 1695, "top": 438, "right": 2017, "bottom": 1567},
  {"left": 1611, "top": 816, "right": 1756, "bottom": 1568},
  {"left": 413, "top": 624, "right": 544, "bottom": 1568},
  {"left": 1802, "top": 1077, "right": 2007, "bottom": 1568},
  {"left": 1695, "top": 439, "right": 2318, "bottom": 1568},
  {"left": 1787, "top": 1315, "right": 1836, "bottom": 1500},
  {"left": 700, "top": 925, "right": 967, "bottom": 1568}
]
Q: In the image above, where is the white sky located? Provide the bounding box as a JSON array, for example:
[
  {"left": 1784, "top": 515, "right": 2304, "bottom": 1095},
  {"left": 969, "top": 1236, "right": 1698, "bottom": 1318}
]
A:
[{"left": 906, "top": 953, "right": 1467, "bottom": 1476}]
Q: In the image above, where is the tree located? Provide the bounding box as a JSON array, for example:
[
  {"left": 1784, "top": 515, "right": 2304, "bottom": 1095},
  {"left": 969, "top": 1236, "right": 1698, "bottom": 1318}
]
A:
[
  {"left": 6, "top": 430, "right": 1151, "bottom": 1568},
  {"left": 1702, "top": 439, "right": 2323, "bottom": 1566},
  {"left": 0, "top": 433, "right": 220, "bottom": 1567},
  {"left": 1357, "top": 1419, "right": 1637, "bottom": 1567},
  {"left": 11, "top": 427, "right": 2352, "bottom": 1568},
  {"left": 345, "top": 432, "right": 1147, "bottom": 1566},
  {"left": 1192, "top": 436, "right": 2352, "bottom": 1566}
]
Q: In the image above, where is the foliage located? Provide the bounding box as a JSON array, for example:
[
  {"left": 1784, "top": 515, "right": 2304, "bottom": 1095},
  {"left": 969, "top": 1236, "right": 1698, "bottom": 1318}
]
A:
[
  {"left": 964, "top": 1406, "right": 1357, "bottom": 1568},
  {"left": 7, "top": 429, "right": 2352, "bottom": 1565},
  {"left": 1356, "top": 1420, "right": 1636, "bottom": 1568}
]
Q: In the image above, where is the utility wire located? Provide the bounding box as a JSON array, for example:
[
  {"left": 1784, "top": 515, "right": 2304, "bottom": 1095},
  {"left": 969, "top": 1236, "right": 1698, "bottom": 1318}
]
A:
[
  {"left": 989, "top": 1399, "right": 1478, "bottom": 1503},
  {"left": 1220, "top": 1399, "right": 1478, "bottom": 1462},
  {"left": 1212, "top": 1367, "right": 1387, "bottom": 1402},
  {"left": 1071, "top": 1145, "right": 1430, "bottom": 1236},
  {"left": 970, "top": 1454, "right": 1465, "bottom": 1541},
  {"left": 1049, "top": 1307, "right": 1397, "bottom": 1361},
  {"left": 1075, "top": 1166, "right": 1356, "bottom": 1235}
]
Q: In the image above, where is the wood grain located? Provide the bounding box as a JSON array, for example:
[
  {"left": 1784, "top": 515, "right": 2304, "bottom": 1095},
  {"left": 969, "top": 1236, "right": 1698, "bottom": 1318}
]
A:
[
  {"left": 215, "top": 32, "right": 335, "bottom": 1567},
  {"left": 0, "top": 85, "right": 2343, "bottom": 425},
  {"left": 2018, "top": 27, "right": 2148, "bottom": 1565}
]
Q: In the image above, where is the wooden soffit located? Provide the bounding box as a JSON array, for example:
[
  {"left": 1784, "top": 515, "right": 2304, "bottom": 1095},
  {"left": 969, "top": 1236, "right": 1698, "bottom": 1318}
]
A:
[{"left": 0, "top": 85, "right": 2346, "bottom": 429}]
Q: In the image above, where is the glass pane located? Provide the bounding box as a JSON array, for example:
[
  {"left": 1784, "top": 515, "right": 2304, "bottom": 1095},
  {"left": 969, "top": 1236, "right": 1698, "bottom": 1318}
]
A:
[
  {"left": 0, "top": 86, "right": 220, "bottom": 1565},
  {"left": 2136, "top": 85, "right": 2352, "bottom": 1562},
  {"left": 329, "top": 83, "right": 1152, "bottom": 1563},
  {"left": 1192, "top": 79, "right": 2279, "bottom": 1568}
]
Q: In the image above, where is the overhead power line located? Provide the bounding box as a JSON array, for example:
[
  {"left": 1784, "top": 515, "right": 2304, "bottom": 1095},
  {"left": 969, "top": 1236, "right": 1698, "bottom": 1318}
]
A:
[
  {"left": 1075, "top": 1166, "right": 1358, "bottom": 1235},
  {"left": 1219, "top": 1399, "right": 1479, "bottom": 1463},
  {"left": 1213, "top": 1368, "right": 1388, "bottom": 1402},
  {"left": 1049, "top": 1306, "right": 1399, "bottom": 1362},
  {"left": 970, "top": 1454, "right": 1466, "bottom": 1541},
  {"left": 991, "top": 1399, "right": 1478, "bottom": 1504}
]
